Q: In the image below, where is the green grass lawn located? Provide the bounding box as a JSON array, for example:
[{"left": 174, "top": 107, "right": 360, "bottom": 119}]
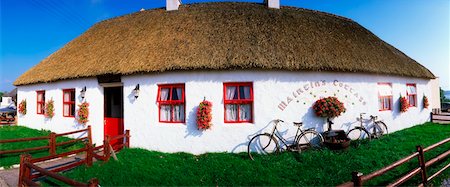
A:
[
  {"left": 0, "top": 126, "right": 84, "bottom": 168},
  {"left": 59, "top": 122, "right": 450, "bottom": 186}
]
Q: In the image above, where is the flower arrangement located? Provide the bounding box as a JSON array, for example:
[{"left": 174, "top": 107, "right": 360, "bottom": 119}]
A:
[
  {"left": 77, "top": 102, "right": 89, "bottom": 125},
  {"left": 313, "top": 97, "right": 346, "bottom": 118},
  {"left": 399, "top": 96, "right": 409, "bottom": 113},
  {"left": 197, "top": 100, "right": 212, "bottom": 130},
  {"left": 44, "top": 99, "right": 55, "bottom": 118},
  {"left": 423, "top": 95, "right": 429, "bottom": 109},
  {"left": 18, "top": 100, "right": 27, "bottom": 115}
]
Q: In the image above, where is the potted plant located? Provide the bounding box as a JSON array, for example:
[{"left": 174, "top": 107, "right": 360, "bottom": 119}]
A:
[
  {"left": 312, "top": 97, "right": 346, "bottom": 131},
  {"left": 312, "top": 96, "right": 349, "bottom": 150},
  {"left": 423, "top": 95, "right": 429, "bottom": 109},
  {"left": 18, "top": 99, "right": 27, "bottom": 115},
  {"left": 77, "top": 102, "right": 89, "bottom": 126},
  {"left": 399, "top": 95, "right": 409, "bottom": 113},
  {"left": 44, "top": 99, "right": 55, "bottom": 118},
  {"left": 197, "top": 100, "right": 212, "bottom": 130}
]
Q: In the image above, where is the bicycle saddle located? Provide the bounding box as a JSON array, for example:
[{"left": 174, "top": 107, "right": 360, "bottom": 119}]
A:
[{"left": 293, "top": 122, "right": 303, "bottom": 127}]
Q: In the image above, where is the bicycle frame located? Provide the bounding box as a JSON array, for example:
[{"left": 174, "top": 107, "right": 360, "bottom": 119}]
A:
[
  {"left": 357, "top": 113, "right": 384, "bottom": 136},
  {"left": 267, "top": 121, "right": 304, "bottom": 150}
]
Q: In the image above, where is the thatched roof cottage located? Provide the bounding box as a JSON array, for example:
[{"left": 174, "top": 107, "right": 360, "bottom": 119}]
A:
[{"left": 15, "top": 1, "right": 440, "bottom": 153}]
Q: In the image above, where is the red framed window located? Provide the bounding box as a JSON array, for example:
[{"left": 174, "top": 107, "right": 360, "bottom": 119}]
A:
[
  {"left": 406, "top": 83, "right": 417, "bottom": 107},
  {"left": 377, "top": 83, "right": 392, "bottom": 111},
  {"left": 63, "top": 89, "right": 76, "bottom": 117},
  {"left": 36, "top": 91, "right": 45, "bottom": 114},
  {"left": 157, "top": 84, "right": 185, "bottom": 123},
  {"left": 223, "top": 82, "right": 253, "bottom": 123}
]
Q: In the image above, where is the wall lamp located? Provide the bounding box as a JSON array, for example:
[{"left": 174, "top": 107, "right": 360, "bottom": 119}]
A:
[
  {"left": 80, "top": 86, "right": 87, "bottom": 99},
  {"left": 133, "top": 84, "right": 140, "bottom": 99}
]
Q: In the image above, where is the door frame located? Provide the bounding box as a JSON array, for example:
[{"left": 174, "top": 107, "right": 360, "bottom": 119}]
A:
[{"left": 103, "top": 85, "right": 125, "bottom": 142}]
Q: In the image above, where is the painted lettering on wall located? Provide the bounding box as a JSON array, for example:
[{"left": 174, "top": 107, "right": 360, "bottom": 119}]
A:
[{"left": 278, "top": 80, "right": 367, "bottom": 111}]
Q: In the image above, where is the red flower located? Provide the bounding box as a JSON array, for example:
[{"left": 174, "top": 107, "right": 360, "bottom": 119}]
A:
[
  {"left": 312, "top": 97, "right": 346, "bottom": 118},
  {"left": 197, "top": 100, "right": 213, "bottom": 130}
]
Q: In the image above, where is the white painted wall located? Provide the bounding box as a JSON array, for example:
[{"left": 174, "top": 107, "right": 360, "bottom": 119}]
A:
[
  {"left": 18, "top": 71, "right": 433, "bottom": 154},
  {"left": 17, "top": 78, "right": 105, "bottom": 145},
  {"left": 430, "top": 78, "right": 440, "bottom": 110}
]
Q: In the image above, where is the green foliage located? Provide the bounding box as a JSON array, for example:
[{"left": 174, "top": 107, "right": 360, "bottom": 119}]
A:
[
  {"left": 61, "top": 123, "right": 450, "bottom": 186},
  {"left": 0, "top": 126, "right": 84, "bottom": 168}
]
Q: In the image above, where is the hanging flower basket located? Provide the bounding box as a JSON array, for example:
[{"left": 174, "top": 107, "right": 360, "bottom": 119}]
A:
[
  {"left": 197, "top": 100, "right": 212, "bottom": 130},
  {"left": 399, "top": 96, "right": 409, "bottom": 113},
  {"left": 18, "top": 99, "right": 27, "bottom": 115},
  {"left": 312, "top": 97, "right": 346, "bottom": 118},
  {"left": 44, "top": 99, "right": 55, "bottom": 118},
  {"left": 423, "top": 95, "right": 429, "bottom": 109},
  {"left": 77, "top": 102, "right": 89, "bottom": 125}
]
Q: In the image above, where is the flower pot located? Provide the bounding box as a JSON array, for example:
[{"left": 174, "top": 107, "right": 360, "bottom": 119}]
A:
[{"left": 322, "top": 130, "right": 351, "bottom": 150}]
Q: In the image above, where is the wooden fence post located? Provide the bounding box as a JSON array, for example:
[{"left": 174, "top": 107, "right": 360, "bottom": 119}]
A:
[
  {"left": 49, "top": 132, "right": 56, "bottom": 155},
  {"left": 86, "top": 143, "right": 93, "bottom": 167},
  {"left": 351, "top": 171, "right": 363, "bottom": 187},
  {"left": 88, "top": 178, "right": 99, "bottom": 187},
  {"left": 18, "top": 154, "right": 32, "bottom": 187},
  {"left": 87, "top": 125, "right": 93, "bottom": 145},
  {"left": 416, "top": 145, "right": 428, "bottom": 185},
  {"left": 104, "top": 135, "right": 111, "bottom": 161},
  {"left": 125, "top": 130, "right": 130, "bottom": 148}
]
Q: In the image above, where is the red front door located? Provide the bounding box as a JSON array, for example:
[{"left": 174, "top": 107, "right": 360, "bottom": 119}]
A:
[{"left": 104, "top": 86, "right": 124, "bottom": 150}]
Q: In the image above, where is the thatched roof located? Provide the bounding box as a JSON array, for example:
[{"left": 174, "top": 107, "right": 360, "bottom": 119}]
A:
[{"left": 14, "top": 2, "right": 434, "bottom": 86}]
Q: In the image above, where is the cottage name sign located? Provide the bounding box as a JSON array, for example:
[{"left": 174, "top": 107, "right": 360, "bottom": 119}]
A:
[{"left": 278, "top": 80, "right": 367, "bottom": 111}]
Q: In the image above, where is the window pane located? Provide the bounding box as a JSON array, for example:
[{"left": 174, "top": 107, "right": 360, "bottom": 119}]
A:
[
  {"left": 71, "top": 104, "right": 75, "bottom": 116},
  {"left": 225, "top": 86, "right": 238, "bottom": 100},
  {"left": 225, "top": 104, "right": 238, "bottom": 121},
  {"left": 173, "top": 104, "right": 184, "bottom": 122},
  {"left": 64, "top": 104, "right": 69, "bottom": 116},
  {"left": 239, "top": 104, "right": 251, "bottom": 121},
  {"left": 409, "top": 95, "right": 416, "bottom": 106},
  {"left": 38, "top": 93, "right": 43, "bottom": 102},
  {"left": 159, "top": 88, "right": 170, "bottom": 101},
  {"left": 64, "top": 92, "right": 70, "bottom": 102},
  {"left": 172, "top": 87, "right": 182, "bottom": 101},
  {"left": 407, "top": 85, "right": 417, "bottom": 95},
  {"left": 239, "top": 86, "right": 251, "bottom": 99},
  {"left": 70, "top": 90, "right": 75, "bottom": 101},
  {"left": 37, "top": 104, "right": 42, "bottom": 113},
  {"left": 160, "top": 105, "right": 172, "bottom": 121},
  {"left": 384, "top": 97, "right": 390, "bottom": 110}
]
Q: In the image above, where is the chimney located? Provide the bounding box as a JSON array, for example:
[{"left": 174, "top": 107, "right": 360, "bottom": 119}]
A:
[
  {"left": 265, "top": 0, "right": 280, "bottom": 9},
  {"left": 166, "top": 0, "right": 181, "bottom": 11}
]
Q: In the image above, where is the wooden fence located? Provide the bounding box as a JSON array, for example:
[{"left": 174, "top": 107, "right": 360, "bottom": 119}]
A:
[
  {"left": 338, "top": 137, "right": 450, "bottom": 186},
  {"left": 16, "top": 129, "right": 130, "bottom": 187},
  {"left": 430, "top": 112, "right": 450, "bottom": 124},
  {"left": 0, "top": 126, "right": 92, "bottom": 156}
]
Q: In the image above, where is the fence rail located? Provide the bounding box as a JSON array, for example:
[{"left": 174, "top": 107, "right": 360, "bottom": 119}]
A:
[
  {"left": 0, "top": 126, "right": 92, "bottom": 156},
  {"left": 18, "top": 129, "right": 131, "bottom": 187},
  {"left": 431, "top": 112, "right": 450, "bottom": 123},
  {"left": 338, "top": 137, "right": 450, "bottom": 187}
]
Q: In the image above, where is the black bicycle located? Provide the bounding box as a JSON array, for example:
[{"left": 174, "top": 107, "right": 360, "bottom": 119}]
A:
[
  {"left": 247, "top": 119, "right": 324, "bottom": 160},
  {"left": 347, "top": 113, "right": 388, "bottom": 141}
]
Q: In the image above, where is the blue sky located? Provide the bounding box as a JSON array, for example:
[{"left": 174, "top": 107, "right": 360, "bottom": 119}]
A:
[{"left": 1, "top": 0, "right": 449, "bottom": 92}]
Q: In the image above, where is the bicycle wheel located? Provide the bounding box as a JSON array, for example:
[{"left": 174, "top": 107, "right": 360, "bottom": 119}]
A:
[
  {"left": 247, "top": 133, "right": 279, "bottom": 160},
  {"left": 297, "top": 131, "right": 324, "bottom": 151},
  {"left": 371, "top": 121, "right": 388, "bottom": 138},
  {"left": 347, "top": 128, "right": 371, "bottom": 141}
]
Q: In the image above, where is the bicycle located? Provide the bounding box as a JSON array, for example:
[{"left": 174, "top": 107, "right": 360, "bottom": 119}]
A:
[
  {"left": 247, "top": 119, "right": 324, "bottom": 160},
  {"left": 347, "top": 113, "right": 388, "bottom": 141}
]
